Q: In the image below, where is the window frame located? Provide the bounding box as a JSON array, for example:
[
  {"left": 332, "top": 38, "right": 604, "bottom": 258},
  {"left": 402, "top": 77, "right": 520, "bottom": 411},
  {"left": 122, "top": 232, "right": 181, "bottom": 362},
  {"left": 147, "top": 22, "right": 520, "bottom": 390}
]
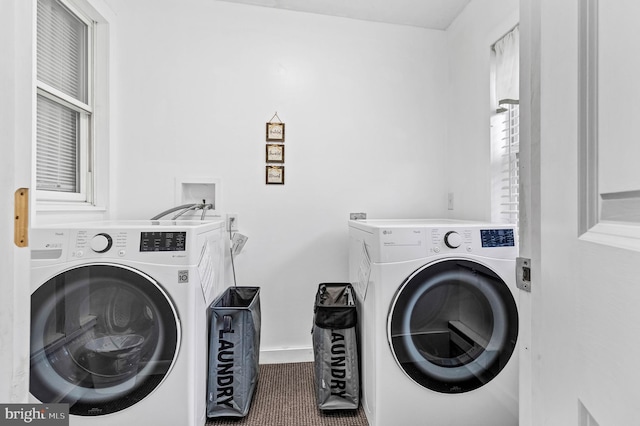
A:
[
  {"left": 35, "top": 0, "right": 95, "bottom": 205},
  {"left": 490, "top": 27, "right": 520, "bottom": 231}
]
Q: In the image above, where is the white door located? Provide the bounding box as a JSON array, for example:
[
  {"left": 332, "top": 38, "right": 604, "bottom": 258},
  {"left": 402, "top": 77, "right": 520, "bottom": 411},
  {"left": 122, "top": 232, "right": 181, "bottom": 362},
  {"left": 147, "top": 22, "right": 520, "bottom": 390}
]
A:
[
  {"left": 521, "top": 0, "right": 640, "bottom": 424},
  {"left": 0, "top": 0, "right": 34, "bottom": 403}
]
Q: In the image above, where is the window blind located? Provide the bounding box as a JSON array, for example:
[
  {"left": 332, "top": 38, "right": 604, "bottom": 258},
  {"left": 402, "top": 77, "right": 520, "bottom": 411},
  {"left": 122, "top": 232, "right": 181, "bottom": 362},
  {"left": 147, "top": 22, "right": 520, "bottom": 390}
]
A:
[
  {"left": 36, "top": 95, "right": 79, "bottom": 192},
  {"left": 500, "top": 104, "right": 520, "bottom": 225},
  {"left": 37, "top": 0, "right": 87, "bottom": 102}
]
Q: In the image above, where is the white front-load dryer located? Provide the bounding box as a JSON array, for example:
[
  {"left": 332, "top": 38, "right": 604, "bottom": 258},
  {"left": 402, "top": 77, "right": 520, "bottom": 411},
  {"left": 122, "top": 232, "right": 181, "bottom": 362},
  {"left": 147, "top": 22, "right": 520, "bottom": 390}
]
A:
[
  {"left": 29, "top": 220, "right": 228, "bottom": 426},
  {"left": 348, "top": 219, "right": 519, "bottom": 426}
]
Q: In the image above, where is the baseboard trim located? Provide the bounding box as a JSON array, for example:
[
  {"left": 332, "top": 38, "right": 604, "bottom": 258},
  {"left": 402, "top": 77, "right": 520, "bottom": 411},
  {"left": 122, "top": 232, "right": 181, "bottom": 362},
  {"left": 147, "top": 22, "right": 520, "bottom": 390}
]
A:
[{"left": 260, "top": 347, "right": 314, "bottom": 364}]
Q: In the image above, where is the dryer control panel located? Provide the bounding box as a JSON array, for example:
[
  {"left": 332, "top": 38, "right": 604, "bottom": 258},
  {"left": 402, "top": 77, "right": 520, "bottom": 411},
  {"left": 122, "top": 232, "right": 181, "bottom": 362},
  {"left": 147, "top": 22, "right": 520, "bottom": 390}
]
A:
[
  {"left": 429, "top": 227, "right": 516, "bottom": 259},
  {"left": 349, "top": 220, "right": 517, "bottom": 263},
  {"left": 479, "top": 228, "right": 515, "bottom": 248}
]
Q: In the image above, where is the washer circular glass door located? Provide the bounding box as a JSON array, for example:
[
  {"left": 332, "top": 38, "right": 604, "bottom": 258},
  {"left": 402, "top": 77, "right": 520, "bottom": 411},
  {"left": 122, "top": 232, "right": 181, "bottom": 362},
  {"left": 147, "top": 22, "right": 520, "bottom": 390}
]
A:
[
  {"left": 388, "top": 258, "right": 518, "bottom": 393},
  {"left": 30, "top": 264, "right": 180, "bottom": 415}
]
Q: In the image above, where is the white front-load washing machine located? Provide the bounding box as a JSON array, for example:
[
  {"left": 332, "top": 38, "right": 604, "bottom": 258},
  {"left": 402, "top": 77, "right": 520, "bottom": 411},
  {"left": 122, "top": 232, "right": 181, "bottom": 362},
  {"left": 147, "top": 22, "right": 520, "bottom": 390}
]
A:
[
  {"left": 29, "top": 220, "right": 229, "bottom": 426},
  {"left": 349, "top": 219, "right": 519, "bottom": 426}
]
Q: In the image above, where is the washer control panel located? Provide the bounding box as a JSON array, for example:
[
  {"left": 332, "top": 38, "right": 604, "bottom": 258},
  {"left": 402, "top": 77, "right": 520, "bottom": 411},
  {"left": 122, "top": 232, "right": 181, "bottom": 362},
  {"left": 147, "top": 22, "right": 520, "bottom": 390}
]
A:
[
  {"left": 444, "top": 231, "right": 463, "bottom": 248},
  {"left": 90, "top": 233, "right": 113, "bottom": 253},
  {"left": 140, "top": 232, "right": 187, "bottom": 252},
  {"left": 31, "top": 221, "right": 224, "bottom": 268},
  {"left": 67, "top": 229, "right": 191, "bottom": 263},
  {"left": 73, "top": 230, "right": 129, "bottom": 258}
]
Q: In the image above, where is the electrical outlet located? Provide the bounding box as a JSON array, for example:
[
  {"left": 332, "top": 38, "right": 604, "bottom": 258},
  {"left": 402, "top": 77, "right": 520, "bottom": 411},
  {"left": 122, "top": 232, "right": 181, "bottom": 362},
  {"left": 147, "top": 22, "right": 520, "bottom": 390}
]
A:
[{"left": 226, "top": 214, "right": 238, "bottom": 231}]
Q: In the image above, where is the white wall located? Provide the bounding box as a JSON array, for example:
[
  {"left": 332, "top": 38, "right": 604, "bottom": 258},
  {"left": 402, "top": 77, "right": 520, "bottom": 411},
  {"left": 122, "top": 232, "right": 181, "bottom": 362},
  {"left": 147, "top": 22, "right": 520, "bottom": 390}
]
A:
[
  {"left": 105, "top": 0, "right": 450, "bottom": 361},
  {"left": 445, "top": 0, "right": 519, "bottom": 221}
]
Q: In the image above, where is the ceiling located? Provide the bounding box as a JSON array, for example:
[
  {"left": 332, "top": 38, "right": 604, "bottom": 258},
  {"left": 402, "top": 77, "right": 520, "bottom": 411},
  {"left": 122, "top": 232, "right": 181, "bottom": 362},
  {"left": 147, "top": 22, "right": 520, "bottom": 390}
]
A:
[{"left": 216, "top": 0, "right": 472, "bottom": 30}]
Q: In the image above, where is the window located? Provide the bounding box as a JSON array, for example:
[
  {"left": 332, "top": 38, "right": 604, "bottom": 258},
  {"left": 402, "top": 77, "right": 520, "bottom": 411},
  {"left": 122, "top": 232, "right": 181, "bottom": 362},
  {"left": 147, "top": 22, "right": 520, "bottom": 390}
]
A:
[
  {"left": 36, "top": 0, "right": 93, "bottom": 203},
  {"left": 490, "top": 26, "right": 520, "bottom": 229}
]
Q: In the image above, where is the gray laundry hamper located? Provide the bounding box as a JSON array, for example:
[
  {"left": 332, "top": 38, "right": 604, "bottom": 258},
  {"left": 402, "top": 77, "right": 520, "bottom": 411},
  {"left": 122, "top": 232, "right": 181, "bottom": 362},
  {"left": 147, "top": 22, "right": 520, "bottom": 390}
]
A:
[
  {"left": 312, "top": 283, "right": 360, "bottom": 410},
  {"left": 207, "top": 286, "right": 261, "bottom": 418}
]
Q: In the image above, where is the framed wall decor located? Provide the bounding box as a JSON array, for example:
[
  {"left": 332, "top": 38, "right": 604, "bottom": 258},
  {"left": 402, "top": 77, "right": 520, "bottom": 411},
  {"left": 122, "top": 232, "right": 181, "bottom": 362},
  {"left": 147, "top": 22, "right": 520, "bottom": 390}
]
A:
[
  {"left": 266, "top": 144, "right": 285, "bottom": 163},
  {"left": 266, "top": 122, "right": 285, "bottom": 142},
  {"left": 266, "top": 166, "right": 285, "bottom": 185}
]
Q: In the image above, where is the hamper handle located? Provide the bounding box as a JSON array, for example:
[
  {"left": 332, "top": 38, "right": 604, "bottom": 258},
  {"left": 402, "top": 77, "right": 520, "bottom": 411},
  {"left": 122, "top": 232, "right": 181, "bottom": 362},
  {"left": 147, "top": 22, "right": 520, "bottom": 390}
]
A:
[{"left": 223, "top": 315, "right": 232, "bottom": 333}]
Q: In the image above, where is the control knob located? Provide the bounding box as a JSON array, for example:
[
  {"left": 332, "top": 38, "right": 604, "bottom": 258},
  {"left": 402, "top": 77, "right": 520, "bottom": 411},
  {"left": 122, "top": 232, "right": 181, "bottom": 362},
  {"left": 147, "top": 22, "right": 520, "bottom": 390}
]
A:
[
  {"left": 90, "top": 233, "right": 113, "bottom": 253},
  {"left": 444, "top": 231, "right": 462, "bottom": 249}
]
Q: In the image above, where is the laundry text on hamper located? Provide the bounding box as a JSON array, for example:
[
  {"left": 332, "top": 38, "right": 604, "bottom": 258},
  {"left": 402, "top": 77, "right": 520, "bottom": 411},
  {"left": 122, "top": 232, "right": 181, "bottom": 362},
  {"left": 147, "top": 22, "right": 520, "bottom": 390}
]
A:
[
  {"left": 330, "top": 332, "right": 347, "bottom": 398},
  {"left": 216, "top": 330, "right": 235, "bottom": 408}
]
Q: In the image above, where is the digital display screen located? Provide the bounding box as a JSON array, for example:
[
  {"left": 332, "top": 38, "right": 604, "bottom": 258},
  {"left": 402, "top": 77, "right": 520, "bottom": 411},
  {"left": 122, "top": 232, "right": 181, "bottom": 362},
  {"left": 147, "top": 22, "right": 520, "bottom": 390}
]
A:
[
  {"left": 480, "top": 229, "right": 515, "bottom": 248},
  {"left": 140, "top": 232, "right": 186, "bottom": 252}
]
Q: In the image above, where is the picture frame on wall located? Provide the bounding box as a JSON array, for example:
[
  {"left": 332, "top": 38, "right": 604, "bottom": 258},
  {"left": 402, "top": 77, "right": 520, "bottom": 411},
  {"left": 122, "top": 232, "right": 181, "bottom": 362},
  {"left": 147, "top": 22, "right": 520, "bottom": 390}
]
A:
[
  {"left": 266, "top": 166, "right": 285, "bottom": 185},
  {"left": 266, "top": 122, "right": 285, "bottom": 142},
  {"left": 266, "top": 144, "right": 285, "bottom": 163}
]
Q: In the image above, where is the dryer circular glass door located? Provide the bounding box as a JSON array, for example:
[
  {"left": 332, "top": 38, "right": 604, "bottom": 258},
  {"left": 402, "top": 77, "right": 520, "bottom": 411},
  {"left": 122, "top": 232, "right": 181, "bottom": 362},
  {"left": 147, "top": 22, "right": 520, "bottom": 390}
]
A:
[
  {"left": 388, "top": 258, "right": 518, "bottom": 393},
  {"left": 30, "top": 264, "right": 180, "bottom": 415}
]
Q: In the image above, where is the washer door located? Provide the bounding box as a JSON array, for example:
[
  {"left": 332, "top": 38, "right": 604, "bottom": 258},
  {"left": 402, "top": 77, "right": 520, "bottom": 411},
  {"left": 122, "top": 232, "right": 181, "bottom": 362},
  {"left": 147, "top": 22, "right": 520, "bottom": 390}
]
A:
[
  {"left": 388, "top": 258, "right": 518, "bottom": 393},
  {"left": 30, "top": 264, "right": 180, "bottom": 415}
]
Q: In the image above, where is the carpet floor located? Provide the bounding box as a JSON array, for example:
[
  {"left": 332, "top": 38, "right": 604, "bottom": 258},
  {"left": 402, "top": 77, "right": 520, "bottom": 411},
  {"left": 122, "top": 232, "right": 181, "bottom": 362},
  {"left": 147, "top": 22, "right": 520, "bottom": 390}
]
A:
[{"left": 206, "top": 362, "right": 368, "bottom": 426}]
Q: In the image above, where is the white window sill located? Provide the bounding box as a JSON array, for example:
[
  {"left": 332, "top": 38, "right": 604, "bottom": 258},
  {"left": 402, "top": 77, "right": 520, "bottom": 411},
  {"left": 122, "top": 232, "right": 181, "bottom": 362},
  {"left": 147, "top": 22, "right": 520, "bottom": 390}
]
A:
[{"left": 36, "top": 201, "right": 107, "bottom": 213}]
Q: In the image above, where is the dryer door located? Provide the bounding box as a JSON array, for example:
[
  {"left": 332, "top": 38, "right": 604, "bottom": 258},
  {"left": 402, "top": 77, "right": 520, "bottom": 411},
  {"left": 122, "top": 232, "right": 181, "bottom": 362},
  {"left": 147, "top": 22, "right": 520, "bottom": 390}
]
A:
[
  {"left": 30, "top": 264, "right": 180, "bottom": 415},
  {"left": 388, "top": 258, "right": 518, "bottom": 393}
]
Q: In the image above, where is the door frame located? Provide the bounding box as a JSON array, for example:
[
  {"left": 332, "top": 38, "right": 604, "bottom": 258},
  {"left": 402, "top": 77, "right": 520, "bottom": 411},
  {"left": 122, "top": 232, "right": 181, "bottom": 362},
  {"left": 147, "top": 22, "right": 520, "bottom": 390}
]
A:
[
  {"left": 517, "top": 0, "right": 542, "bottom": 424},
  {"left": 0, "top": 0, "right": 35, "bottom": 403}
]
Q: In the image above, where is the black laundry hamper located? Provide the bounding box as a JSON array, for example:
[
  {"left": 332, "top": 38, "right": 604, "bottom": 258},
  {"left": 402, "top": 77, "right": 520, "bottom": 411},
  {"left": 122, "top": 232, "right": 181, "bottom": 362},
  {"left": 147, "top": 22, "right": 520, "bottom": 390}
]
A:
[
  {"left": 312, "top": 283, "right": 360, "bottom": 410},
  {"left": 207, "top": 286, "right": 261, "bottom": 418}
]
